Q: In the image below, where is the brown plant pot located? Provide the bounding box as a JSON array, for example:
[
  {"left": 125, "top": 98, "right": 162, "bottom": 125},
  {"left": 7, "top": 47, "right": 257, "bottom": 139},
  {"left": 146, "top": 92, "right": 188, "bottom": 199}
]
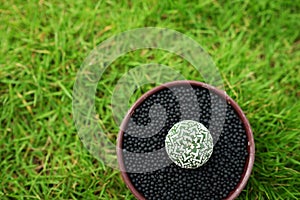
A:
[{"left": 117, "top": 80, "right": 255, "bottom": 200}]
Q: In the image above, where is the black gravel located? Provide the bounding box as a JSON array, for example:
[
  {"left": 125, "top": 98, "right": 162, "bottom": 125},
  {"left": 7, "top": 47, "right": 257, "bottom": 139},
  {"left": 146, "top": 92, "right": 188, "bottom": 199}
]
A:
[{"left": 121, "top": 84, "right": 249, "bottom": 200}]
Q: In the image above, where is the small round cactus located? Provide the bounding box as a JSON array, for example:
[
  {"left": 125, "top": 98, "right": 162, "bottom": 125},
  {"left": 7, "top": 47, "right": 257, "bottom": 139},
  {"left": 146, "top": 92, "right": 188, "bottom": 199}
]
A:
[{"left": 165, "top": 120, "right": 213, "bottom": 169}]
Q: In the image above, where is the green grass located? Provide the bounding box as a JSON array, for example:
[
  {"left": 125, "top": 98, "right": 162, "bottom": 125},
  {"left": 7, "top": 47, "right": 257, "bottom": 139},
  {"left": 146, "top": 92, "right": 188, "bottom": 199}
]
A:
[{"left": 0, "top": 0, "right": 299, "bottom": 199}]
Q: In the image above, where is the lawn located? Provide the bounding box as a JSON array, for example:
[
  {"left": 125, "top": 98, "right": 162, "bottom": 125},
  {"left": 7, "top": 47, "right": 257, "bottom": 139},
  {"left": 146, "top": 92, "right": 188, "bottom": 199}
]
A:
[{"left": 0, "top": 0, "right": 299, "bottom": 199}]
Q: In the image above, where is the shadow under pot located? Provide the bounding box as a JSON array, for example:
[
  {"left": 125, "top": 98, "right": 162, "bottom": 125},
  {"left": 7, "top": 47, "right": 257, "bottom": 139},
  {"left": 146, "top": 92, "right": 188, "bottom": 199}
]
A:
[{"left": 117, "top": 80, "right": 255, "bottom": 200}]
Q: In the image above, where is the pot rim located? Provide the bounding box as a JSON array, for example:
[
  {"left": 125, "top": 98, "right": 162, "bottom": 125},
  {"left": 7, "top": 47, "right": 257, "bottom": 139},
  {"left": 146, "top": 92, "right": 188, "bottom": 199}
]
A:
[{"left": 117, "top": 80, "right": 255, "bottom": 200}]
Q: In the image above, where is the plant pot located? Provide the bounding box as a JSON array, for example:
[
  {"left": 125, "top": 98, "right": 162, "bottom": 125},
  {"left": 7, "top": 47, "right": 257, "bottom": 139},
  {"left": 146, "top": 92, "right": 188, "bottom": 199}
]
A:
[{"left": 117, "top": 80, "right": 255, "bottom": 200}]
